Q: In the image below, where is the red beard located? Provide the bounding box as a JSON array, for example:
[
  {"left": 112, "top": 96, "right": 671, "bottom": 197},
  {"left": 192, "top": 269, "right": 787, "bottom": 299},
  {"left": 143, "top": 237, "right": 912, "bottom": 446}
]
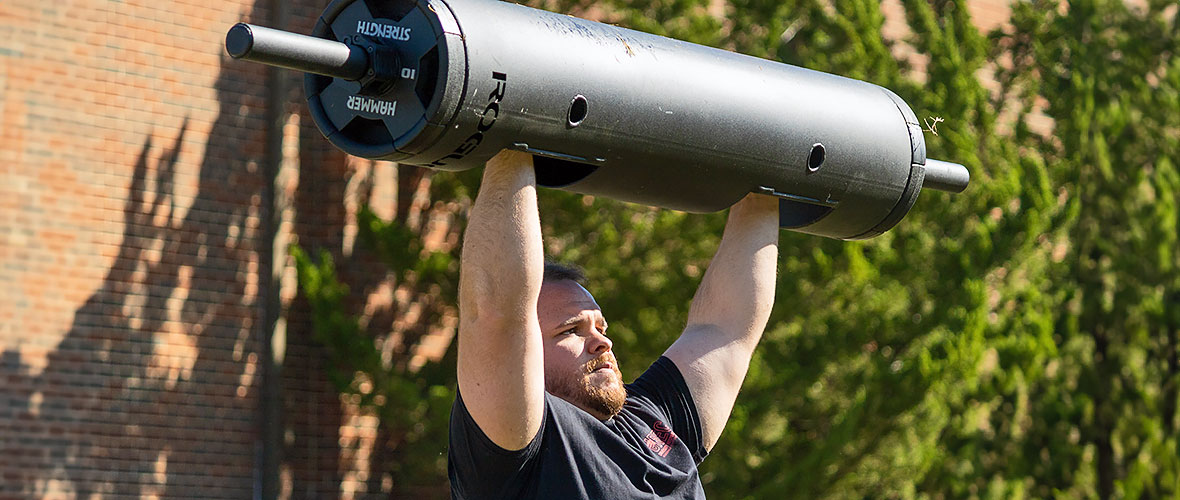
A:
[{"left": 547, "top": 354, "right": 626, "bottom": 419}]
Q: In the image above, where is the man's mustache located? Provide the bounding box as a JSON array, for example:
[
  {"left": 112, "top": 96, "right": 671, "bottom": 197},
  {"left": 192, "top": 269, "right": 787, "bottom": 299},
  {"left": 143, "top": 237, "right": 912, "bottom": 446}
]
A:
[{"left": 583, "top": 354, "right": 618, "bottom": 374}]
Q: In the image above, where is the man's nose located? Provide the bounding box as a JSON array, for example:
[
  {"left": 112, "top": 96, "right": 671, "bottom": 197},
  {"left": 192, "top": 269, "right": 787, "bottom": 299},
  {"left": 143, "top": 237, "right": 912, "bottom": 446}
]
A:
[{"left": 588, "top": 329, "right": 612, "bottom": 355}]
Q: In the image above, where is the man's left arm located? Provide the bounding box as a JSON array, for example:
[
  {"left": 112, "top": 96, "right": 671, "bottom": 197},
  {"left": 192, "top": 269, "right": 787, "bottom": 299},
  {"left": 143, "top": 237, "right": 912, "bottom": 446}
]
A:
[{"left": 662, "top": 192, "right": 779, "bottom": 452}]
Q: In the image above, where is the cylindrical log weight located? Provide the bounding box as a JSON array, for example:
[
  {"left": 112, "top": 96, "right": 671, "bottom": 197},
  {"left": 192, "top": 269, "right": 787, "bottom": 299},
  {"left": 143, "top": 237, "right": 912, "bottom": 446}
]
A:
[{"left": 228, "top": 0, "right": 970, "bottom": 239}]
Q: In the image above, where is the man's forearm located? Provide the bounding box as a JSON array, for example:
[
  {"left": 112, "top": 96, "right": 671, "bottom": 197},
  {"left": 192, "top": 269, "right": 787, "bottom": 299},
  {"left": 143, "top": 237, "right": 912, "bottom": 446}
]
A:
[
  {"left": 685, "top": 193, "right": 779, "bottom": 345},
  {"left": 665, "top": 193, "right": 779, "bottom": 451},
  {"left": 459, "top": 150, "right": 544, "bottom": 323}
]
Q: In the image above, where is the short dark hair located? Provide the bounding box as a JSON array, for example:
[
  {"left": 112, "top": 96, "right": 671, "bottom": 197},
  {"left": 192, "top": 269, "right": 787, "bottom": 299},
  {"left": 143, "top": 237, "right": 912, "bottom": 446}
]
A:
[{"left": 543, "top": 261, "right": 586, "bottom": 285}]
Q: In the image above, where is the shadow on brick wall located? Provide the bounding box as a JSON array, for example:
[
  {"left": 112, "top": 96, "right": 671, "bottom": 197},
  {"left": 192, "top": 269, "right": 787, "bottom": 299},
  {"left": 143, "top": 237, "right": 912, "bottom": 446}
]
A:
[
  {"left": 0, "top": 13, "right": 350, "bottom": 496},
  {"left": 0, "top": 1, "right": 462, "bottom": 496},
  {"left": 2, "top": 121, "right": 269, "bottom": 496}
]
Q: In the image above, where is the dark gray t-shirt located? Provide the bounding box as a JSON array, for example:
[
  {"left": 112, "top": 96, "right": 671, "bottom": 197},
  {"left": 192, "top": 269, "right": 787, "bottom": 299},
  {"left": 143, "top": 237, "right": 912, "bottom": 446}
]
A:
[{"left": 448, "top": 356, "right": 708, "bottom": 499}]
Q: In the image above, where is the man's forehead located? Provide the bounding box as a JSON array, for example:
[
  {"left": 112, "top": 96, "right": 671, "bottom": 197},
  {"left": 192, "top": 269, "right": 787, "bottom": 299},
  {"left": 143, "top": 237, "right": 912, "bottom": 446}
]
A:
[
  {"left": 538, "top": 280, "right": 602, "bottom": 323},
  {"left": 540, "top": 279, "right": 597, "bottom": 303}
]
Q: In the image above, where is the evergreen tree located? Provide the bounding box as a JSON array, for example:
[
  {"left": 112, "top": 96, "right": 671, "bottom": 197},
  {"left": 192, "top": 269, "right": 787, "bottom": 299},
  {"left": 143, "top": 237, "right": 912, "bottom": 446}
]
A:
[{"left": 968, "top": 1, "right": 1180, "bottom": 497}]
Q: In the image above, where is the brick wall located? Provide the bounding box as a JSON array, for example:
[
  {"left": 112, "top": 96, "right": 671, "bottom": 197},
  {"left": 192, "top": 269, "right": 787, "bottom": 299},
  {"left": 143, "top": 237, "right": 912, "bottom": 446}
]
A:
[
  {"left": 0, "top": 0, "right": 445, "bottom": 494},
  {"left": 0, "top": 0, "right": 402, "bottom": 497},
  {"left": 0, "top": 0, "right": 275, "bottom": 496}
]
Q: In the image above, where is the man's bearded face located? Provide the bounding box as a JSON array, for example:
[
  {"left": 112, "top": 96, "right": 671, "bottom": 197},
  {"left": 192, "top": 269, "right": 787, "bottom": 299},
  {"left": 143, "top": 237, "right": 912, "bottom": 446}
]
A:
[{"left": 538, "top": 279, "right": 626, "bottom": 420}]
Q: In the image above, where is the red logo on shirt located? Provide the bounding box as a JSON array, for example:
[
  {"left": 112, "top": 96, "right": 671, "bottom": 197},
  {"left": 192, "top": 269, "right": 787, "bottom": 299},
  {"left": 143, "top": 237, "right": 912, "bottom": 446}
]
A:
[{"left": 643, "top": 420, "right": 677, "bottom": 457}]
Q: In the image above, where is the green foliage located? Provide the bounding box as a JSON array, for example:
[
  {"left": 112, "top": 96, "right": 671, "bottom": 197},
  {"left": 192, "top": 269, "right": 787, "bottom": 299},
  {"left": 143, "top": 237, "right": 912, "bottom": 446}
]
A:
[
  {"left": 985, "top": 1, "right": 1180, "bottom": 497},
  {"left": 291, "top": 245, "right": 371, "bottom": 392},
  {"left": 292, "top": 0, "right": 1180, "bottom": 497},
  {"left": 291, "top": 204, "right": 461, "bottom": 494},
  {"left": 356, "top": 205, "right": 460, "bottom": 303}
]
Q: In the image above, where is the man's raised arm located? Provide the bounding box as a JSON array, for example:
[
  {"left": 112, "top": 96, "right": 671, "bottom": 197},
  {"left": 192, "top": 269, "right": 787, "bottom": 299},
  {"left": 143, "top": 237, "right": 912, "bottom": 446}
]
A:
[
  {"left": 663, "top": 193, "right": 780, "bottom": 451},
  {"left": 456, "top": 150, "right": 545, "bottom": 451}
]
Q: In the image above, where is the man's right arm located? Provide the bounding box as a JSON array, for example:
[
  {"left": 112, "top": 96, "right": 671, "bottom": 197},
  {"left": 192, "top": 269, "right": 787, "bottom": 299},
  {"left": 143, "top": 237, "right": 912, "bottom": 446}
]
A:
[{"left": 455, "top": 149, "right": 546, "bottom": 451}]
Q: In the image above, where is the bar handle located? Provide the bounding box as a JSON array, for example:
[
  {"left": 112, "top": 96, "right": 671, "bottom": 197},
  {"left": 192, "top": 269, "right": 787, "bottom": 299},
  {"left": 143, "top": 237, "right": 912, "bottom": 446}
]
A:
[{"left": 225, "top": 23, "right": 369, "bottom": 81}]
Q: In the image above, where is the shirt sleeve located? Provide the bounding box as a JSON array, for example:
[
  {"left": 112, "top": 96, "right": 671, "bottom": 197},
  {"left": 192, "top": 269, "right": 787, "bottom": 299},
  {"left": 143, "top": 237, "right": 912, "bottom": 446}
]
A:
[
  {"left": 447, "top": 389, "right": 544, "bottom": 500},
  {"left": 627, "top": 356, "right": 708, "bottom": 463}
]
